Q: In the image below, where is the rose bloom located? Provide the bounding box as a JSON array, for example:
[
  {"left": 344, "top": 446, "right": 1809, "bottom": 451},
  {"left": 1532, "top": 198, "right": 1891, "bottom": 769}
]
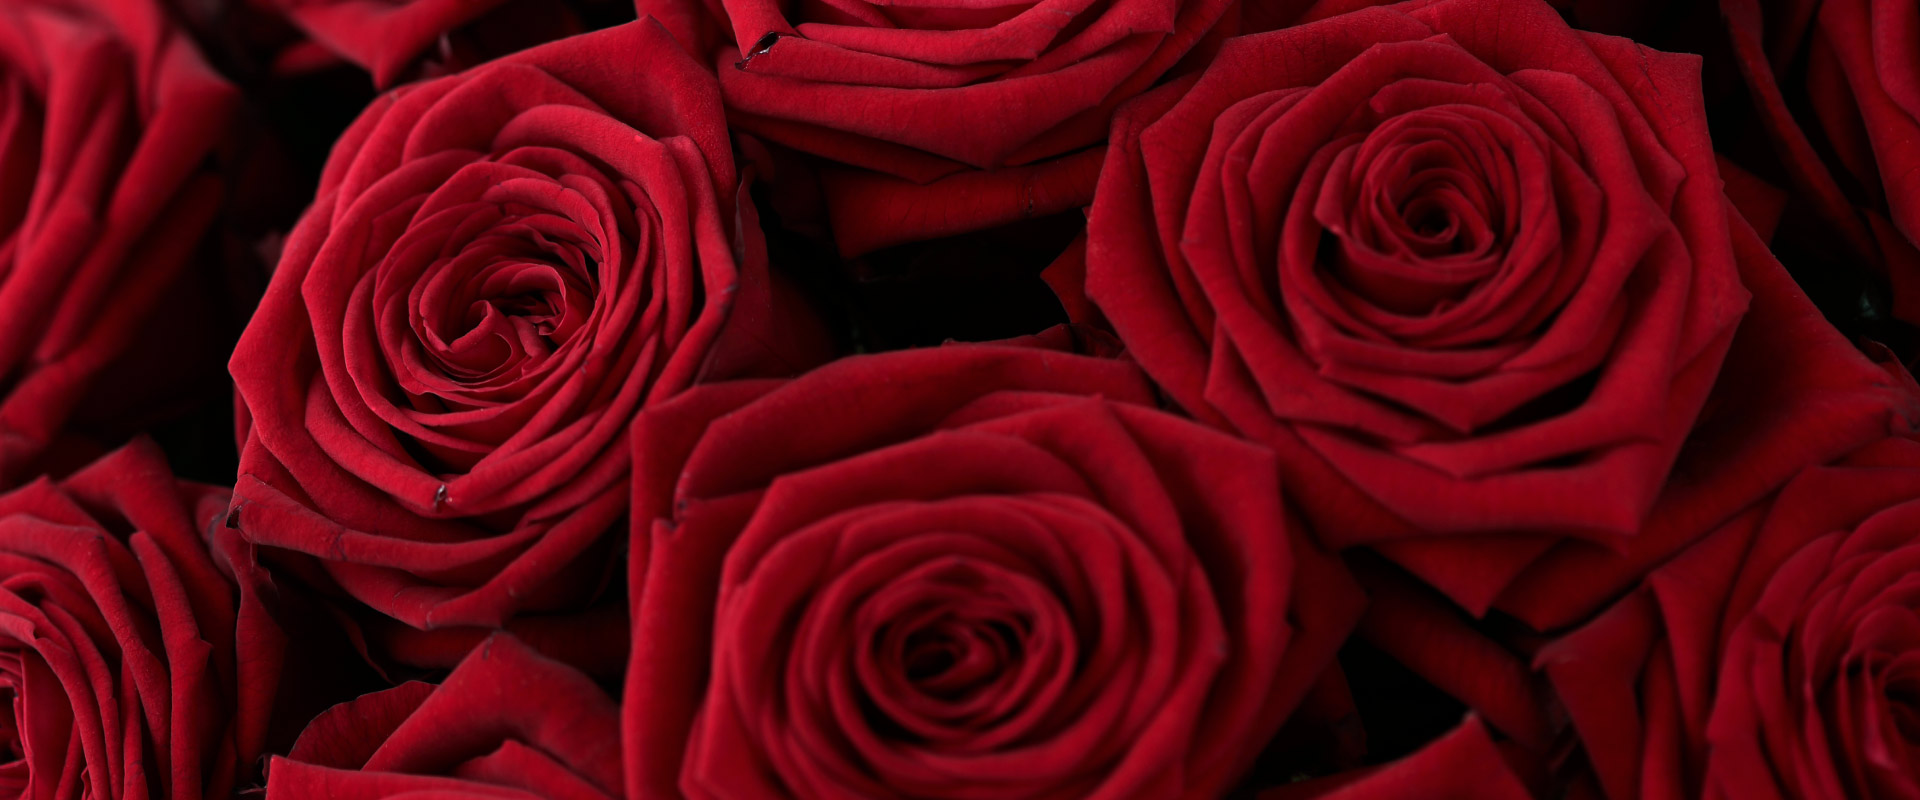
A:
[
  {"left": 0, "top": 0, "right": 235, "bottom": 483},
  {"left": 622, "top": 339, "right": 1364, "bottom": 798},
  {"left": 1063, "top": 0, "right": 1755, "bottom": 607},
  {"left": 0, "top": 440, "right": 279, "bottom": 799},
  {"left": 1722, "top": 0, "right": 1920, "bottom": 324},
  {"left": 229, "top": 21, "right": 821, "bottom": 650},
  {"left": 265, "top": 633, "right": 621, "bottom": 799},
  {"left": 640, "top": 0, "right": 1239, "bottom": 254},
  {"left": 1541, "top": 435, "right": 1920, "bottom": 799}
]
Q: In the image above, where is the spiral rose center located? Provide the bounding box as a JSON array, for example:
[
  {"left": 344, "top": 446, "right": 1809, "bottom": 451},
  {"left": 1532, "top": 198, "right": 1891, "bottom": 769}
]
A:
[
  {"left": 415, "top": 218, "right": 598, "bottom": 383},
  {"left": 1403, "top": 202, "right": 1457, "bottom": 244},
  {"left": 838, "top": 552, "right": 1076, "bottom": 752},
  {"left": 897, "top": 614, "right": 1025, "bottom": 700},
  {"left": 869, "top": 566, "right": 1038, "bottom": 721},
  {"left": 1319, "top": 109, "right": 1516, "bottom": 317}
]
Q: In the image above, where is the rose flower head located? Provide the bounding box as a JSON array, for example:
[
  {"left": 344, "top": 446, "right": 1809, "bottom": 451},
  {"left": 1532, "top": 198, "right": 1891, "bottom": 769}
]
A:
[
  {"left": 229, "top": 19, "right": 823, "bottom": 649},
  {"left": 623, "top": 341, "right": 1364, "bottom": 799},
  {"left": 0, "top": 439, "right": 279, "bottom": 799},
  {"left": 1072, "top": 0, "right": 1751, "bottom": 604}
]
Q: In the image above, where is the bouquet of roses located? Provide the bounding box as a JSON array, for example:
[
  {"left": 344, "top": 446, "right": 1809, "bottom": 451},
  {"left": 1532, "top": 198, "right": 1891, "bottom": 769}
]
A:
[{"left": 0, "top": 0, "right": 1916, "bottom": 796}]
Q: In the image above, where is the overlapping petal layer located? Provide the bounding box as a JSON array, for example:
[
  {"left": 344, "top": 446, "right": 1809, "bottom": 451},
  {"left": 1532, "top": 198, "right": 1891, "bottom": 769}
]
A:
[{"left": 623, "top": 341, "right": 1363, "bottom": 799}]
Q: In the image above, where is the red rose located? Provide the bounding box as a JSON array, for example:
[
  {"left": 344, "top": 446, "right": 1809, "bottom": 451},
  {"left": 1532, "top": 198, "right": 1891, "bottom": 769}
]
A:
[
  {"left": 264, "top": 633, "right": 621, "bottom": 798},
  {"left": 622, "top": 341, "right": 1364, "bottom": 798},
  {"left": 228, "top": 21, "right": 823, "bottom": 649},
  {"left": 1541, "top": 436, "right": 1920, "bottom": 799},
  {"left": 1723, "top": 0, "right": 1920, "bottom": 324},
  {"left": 1069, "top": 0, "right": 1753, "bottom": 606},
  {"left": 0, "top": 0, "right": 235, "bottom": 483},
  {"left": 639, "top": 0, "right": 1236, "bottom": 255},
  {"left": 0, "top": 440, "right": 279, "bottom": 799}
]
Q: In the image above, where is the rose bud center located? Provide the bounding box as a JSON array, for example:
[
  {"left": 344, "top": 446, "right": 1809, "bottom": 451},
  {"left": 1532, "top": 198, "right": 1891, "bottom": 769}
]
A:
[
  {"left": 853, "top": 555, "right": 1071, "bottom": 749},
  {"left": 1319, "top": 104, "right": 1525, "bottom": 321}
]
